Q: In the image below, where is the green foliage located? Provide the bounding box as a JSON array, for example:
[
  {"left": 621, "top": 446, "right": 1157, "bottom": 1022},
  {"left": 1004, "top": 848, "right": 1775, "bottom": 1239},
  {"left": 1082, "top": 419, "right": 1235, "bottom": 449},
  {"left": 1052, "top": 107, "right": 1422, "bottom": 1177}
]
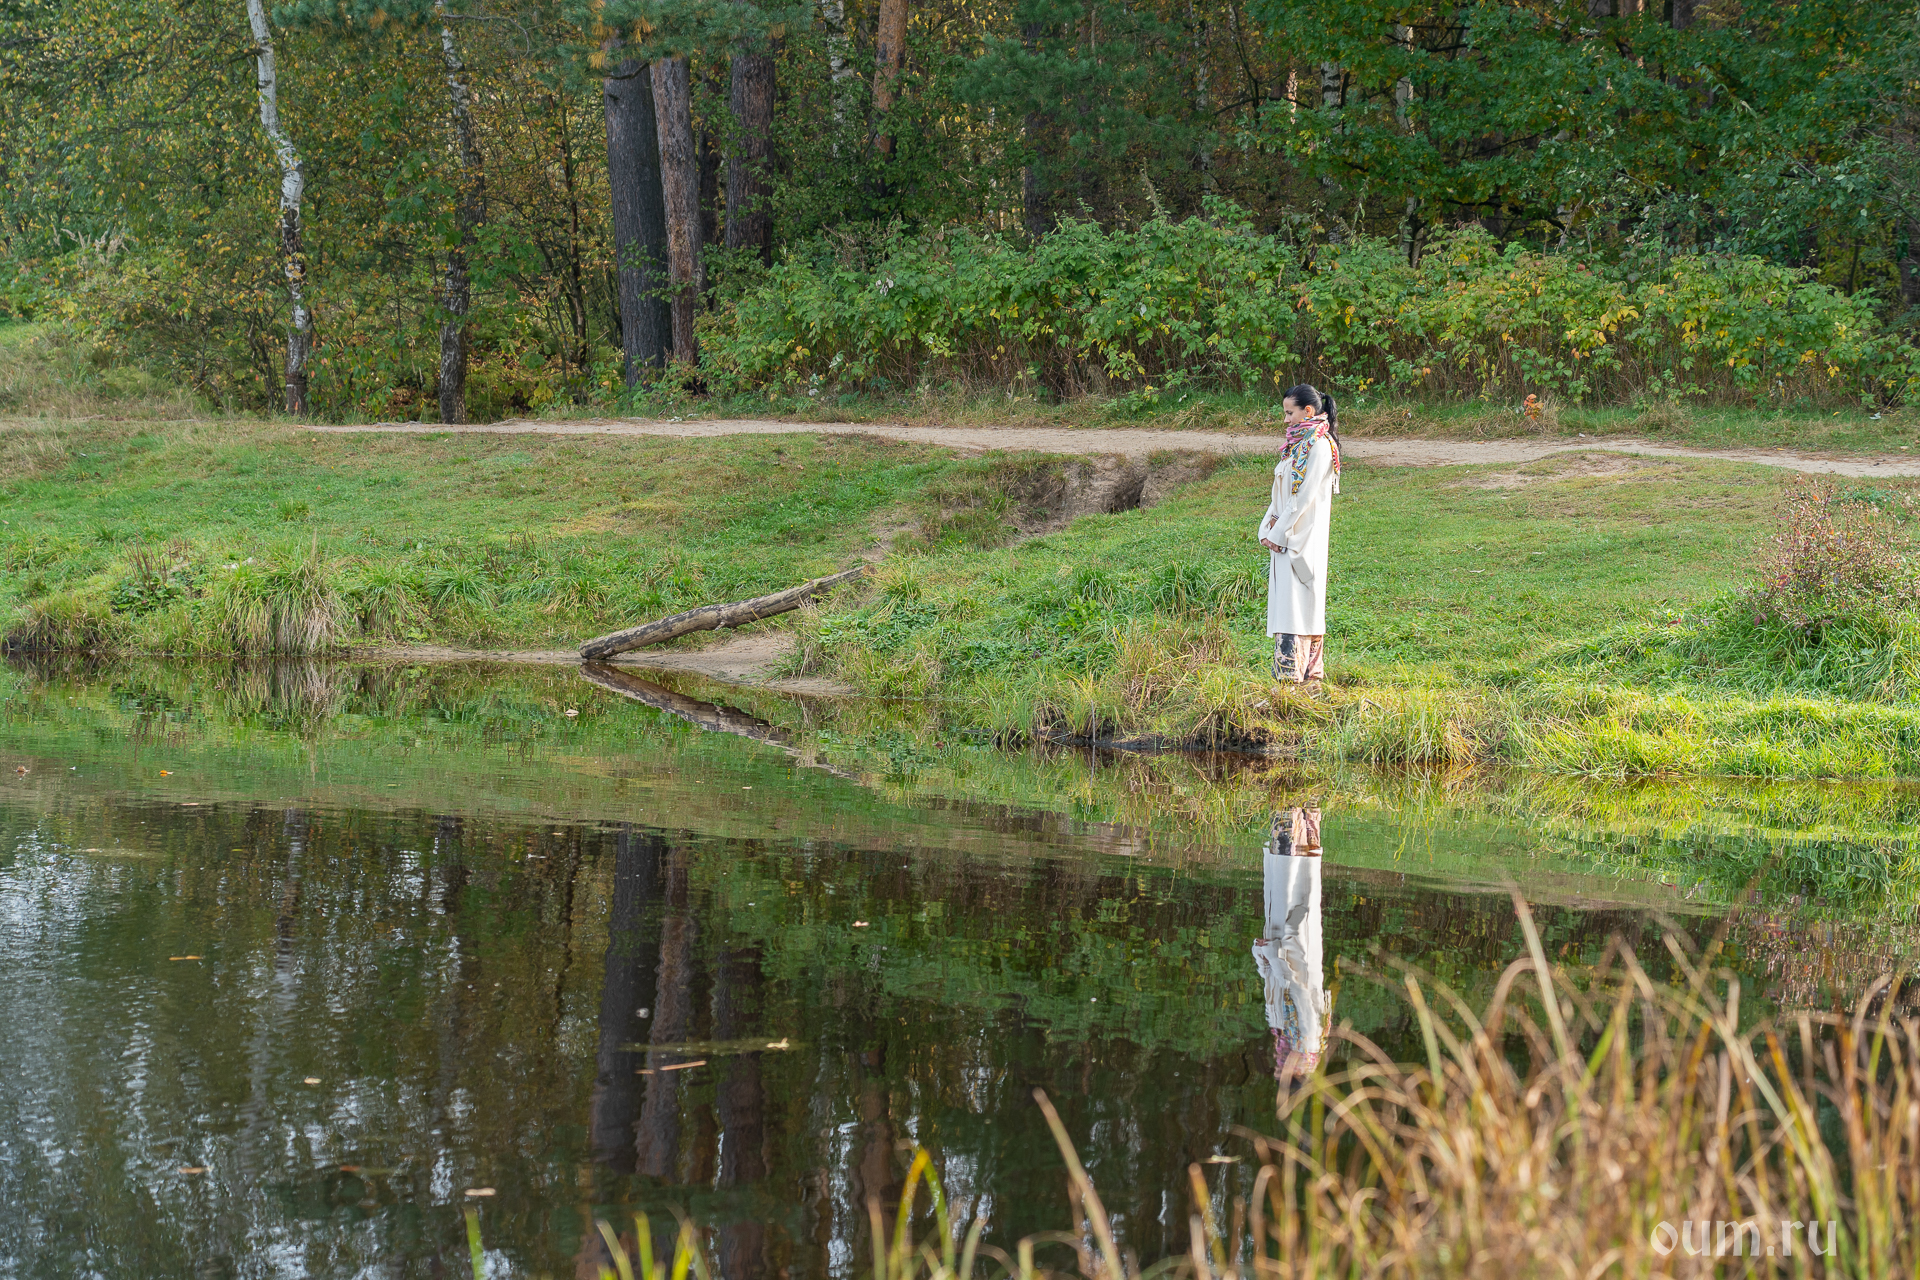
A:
[
  {"left": 6, "top": 0, "right": 1916, "bottom": 420},
  {"left": 708, "top": 216, "right": 1920, "bottom": 405}
]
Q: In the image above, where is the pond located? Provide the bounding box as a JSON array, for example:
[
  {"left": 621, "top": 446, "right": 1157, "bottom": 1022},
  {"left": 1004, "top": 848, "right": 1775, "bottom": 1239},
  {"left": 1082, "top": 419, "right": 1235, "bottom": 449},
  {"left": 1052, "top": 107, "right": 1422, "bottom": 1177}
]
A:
[{"left": 2, "top": 659, "right": 1916, "bottom": 1278}]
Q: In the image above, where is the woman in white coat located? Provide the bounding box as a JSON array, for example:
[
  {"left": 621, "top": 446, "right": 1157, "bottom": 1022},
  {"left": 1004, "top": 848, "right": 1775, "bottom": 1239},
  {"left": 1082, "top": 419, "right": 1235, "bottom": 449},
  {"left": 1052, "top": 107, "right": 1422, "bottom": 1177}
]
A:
[
  {"left": 1252, "top": 806, "right": 1326, "bottom": 1082},
  {"left": 1257, "top": 384, "right": 1341, "bottom": 683}
]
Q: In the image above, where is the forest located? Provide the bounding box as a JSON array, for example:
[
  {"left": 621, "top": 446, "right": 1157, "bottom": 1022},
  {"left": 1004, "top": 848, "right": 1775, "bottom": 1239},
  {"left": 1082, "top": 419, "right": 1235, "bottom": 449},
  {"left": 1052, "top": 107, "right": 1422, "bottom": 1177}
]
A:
[{"left": 2, "top": 0, "right": 1918, "bottom": 421}]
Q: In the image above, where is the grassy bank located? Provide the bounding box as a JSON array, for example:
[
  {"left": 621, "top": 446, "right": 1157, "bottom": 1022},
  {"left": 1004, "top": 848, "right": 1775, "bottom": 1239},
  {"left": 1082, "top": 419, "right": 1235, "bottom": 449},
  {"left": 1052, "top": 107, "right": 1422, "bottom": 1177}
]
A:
[
  {"left": 0, "top": 415, "right": 992, "bottom": 653},
  {"left": 6, "top": 395, "right": 1920, "bottom": 778},
  {"left": 793, "top": 450, "right": 1920, "bottom": 778}
]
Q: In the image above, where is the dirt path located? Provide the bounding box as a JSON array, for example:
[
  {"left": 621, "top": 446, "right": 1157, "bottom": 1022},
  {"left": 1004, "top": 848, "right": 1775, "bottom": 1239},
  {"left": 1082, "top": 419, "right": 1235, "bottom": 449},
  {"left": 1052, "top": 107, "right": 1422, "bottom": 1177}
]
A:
[{"left": 310, "top": 417, "right": 1920, "bottom": 477}]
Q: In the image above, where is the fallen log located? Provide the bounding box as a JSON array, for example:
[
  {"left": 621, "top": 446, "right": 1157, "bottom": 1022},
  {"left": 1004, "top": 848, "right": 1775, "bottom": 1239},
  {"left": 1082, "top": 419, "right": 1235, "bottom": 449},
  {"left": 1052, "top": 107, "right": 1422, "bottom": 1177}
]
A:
[{"left": 578, "top": 564, "right": 870, "bottom": 660}]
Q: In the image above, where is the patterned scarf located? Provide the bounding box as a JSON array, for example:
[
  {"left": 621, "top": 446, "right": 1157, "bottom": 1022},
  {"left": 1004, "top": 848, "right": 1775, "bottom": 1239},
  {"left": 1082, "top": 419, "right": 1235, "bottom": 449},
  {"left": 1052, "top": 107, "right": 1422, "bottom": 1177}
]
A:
[{"left": 1284, "top": 413, "right": 1341, "bottom": 495}]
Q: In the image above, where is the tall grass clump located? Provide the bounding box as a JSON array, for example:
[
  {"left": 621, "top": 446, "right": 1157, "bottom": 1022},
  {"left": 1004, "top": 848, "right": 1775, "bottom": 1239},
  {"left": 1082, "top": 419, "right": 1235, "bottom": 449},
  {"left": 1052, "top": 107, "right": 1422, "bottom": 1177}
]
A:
[
  {"left": 1561, "top": 479, "right": 1920, "bottom": 701},
  {"left": 0, "top": 588, "right": 122, "bottom": 653},
  {"left": 1228, "top": 898, "right": 1920, "bottom": 1277},
  {"left": 204, "top": 539, "right": 346, "bottom": 654}
]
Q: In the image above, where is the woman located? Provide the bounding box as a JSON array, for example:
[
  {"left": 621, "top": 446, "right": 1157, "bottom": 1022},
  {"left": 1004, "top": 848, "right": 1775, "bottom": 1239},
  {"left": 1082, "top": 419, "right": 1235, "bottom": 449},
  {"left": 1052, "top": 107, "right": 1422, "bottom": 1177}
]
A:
[
  {"left": 1252, "top": 806, "right": 1326, "bottom": 1083},
  {"left": 1257, "top": 384, "right": 1341, "bottom": 683}
]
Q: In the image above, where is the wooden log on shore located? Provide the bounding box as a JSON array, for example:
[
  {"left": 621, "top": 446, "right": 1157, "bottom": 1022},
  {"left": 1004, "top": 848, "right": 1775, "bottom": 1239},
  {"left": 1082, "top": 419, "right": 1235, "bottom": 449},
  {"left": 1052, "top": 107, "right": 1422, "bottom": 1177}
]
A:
[{"left": 578, "top": 564, "right": 870, "bottom": 660}]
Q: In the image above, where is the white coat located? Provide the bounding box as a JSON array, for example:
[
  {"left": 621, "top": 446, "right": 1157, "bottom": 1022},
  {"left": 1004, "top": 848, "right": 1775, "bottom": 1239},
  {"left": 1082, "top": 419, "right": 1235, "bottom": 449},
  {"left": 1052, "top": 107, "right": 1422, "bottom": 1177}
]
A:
[
  {"left": 1256, "top": 432, "right": 1338, "bottom": 636},
  {"left": 1253, "top": 847, "right": 1325, "bottom": 1062}
]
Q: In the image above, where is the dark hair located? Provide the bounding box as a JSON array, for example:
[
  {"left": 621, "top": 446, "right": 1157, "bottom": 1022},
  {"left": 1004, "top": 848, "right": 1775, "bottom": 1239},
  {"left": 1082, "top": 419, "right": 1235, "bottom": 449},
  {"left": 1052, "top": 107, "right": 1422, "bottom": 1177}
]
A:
[{"left": 1282, "top": 383, "right": 1340, "bottom": 447}]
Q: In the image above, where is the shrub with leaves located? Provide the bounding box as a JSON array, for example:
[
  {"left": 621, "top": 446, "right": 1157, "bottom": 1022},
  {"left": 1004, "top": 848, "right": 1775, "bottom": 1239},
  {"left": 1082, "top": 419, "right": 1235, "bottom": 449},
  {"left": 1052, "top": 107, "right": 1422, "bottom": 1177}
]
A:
[{"left": 704, "top": 212, "right": 1919, "bottom": 406}]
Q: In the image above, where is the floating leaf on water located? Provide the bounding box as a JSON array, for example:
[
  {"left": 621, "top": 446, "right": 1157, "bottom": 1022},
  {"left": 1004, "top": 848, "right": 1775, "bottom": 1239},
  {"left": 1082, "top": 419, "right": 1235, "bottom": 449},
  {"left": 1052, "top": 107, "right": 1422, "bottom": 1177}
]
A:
[
  {"left": 464, "top": 1187, "right": 495, "bottom": 1197},
  {"left": 178, "top": 1167, "right": 206, "bottom": 1175},
  {"left": 303, "top": 1077, "right": 321, "bottom": 1084},
  {"left": 168, "top": 955, "right": 202, "bottom": 961}
]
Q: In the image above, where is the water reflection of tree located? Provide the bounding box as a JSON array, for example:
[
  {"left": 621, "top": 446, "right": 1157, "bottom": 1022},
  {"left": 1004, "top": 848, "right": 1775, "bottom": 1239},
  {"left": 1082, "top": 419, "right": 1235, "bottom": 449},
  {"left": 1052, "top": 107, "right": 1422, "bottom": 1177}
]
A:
[{"left": 13, "top": 792, "right": 1920, "bottom": 1279}]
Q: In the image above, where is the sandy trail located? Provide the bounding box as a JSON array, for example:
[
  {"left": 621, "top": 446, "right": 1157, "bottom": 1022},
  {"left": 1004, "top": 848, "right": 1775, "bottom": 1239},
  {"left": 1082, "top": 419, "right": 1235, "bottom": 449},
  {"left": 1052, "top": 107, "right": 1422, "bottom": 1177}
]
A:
[{"left": 309, "top": 417, "right": 1920, "bottom": 477}]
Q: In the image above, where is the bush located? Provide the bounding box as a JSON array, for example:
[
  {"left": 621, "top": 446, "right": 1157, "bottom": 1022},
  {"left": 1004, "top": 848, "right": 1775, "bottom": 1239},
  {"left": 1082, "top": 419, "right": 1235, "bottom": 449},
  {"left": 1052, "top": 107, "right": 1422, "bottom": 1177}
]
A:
[{"left": 703, "top": 210, "right": 1920, "bottom": 406}]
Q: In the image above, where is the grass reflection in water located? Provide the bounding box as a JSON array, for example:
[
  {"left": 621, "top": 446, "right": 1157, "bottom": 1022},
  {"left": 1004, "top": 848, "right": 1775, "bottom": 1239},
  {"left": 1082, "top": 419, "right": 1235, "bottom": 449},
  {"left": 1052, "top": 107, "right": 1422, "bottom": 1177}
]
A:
[{"left": 2, "top": 657, "right": 1917, "bottom": 1277}]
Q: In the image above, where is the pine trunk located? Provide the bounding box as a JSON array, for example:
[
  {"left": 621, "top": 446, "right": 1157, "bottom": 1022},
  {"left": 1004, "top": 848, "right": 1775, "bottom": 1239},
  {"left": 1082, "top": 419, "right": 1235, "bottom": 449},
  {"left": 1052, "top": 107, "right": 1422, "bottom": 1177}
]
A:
[
  {"left": 1901, "top": 217, "right": 1920, "bottom": 312},
  {"left": 1021, "top": 20, "right": 1049, "bottom": 238},
  {"left": 726, "top": 39, "right": 777, "bottom": 262},
  {"left": 245, "top": 0, "right": 311, "bottom": 416},
  {"left": 603, "top": 50, "right": 671, "bottom": 383},
  {"left": 871, "top": 0, "right": 908, "bottom": 155},
  {"left": 651, "top": 56, "right": 701, "bottom": 366},
  {"left": 437, "top": 12, "right": 484, "bottom": 425}
]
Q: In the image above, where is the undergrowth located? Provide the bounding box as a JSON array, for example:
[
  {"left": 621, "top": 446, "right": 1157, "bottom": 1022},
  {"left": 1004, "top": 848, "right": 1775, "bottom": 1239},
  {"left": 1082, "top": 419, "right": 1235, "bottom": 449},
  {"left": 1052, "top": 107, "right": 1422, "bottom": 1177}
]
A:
[{"left": 702, "top": 213, "right": 1920, "bottom": 409}]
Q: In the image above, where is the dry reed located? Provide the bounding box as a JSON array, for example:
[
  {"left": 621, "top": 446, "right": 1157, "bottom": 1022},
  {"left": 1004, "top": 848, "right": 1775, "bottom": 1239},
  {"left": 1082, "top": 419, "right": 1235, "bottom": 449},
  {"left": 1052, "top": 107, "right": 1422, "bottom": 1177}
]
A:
[{"left": 579, "top": 895, "right": 1918, "bottom": 1280}]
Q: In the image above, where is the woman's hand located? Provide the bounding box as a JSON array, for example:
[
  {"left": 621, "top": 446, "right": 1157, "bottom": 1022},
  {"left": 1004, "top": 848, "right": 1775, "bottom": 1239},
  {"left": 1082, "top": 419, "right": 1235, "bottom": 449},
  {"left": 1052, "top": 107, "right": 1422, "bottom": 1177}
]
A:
[{"left": 1260, "top": 538, "right": 1284, "bottom": 554}]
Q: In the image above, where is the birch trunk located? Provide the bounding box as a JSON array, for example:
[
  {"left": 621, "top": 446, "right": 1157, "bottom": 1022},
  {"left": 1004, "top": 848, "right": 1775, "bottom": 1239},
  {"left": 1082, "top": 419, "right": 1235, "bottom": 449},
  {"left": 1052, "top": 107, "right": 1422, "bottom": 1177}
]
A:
[
  {"left": 726, "top": 35, "right": 776, "bottom": 262},
  {"left": 603, "top": 49, "right": 671, "bottom": 382},
  {"left": 820, "top": 0, "right": 851, "bottom": 90},
  {"left": 651, "top": 56, "right": 700, "bottom": 365},
  {"left": 245, "top": 0, "right": 311, "bottom": 415},
  {"left": 871, "top": 0, "right": 908, "bottom": 155},
  {"left": 437, "top": 9, "right": 484, "bottom": 424}
]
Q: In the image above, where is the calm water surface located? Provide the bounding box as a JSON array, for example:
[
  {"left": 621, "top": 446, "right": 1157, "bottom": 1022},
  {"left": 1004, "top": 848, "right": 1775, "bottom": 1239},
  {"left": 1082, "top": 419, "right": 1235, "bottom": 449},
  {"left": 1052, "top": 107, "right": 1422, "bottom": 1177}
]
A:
[{"left": 0, "top": 661, "right": 1910, "bottom": 1278}]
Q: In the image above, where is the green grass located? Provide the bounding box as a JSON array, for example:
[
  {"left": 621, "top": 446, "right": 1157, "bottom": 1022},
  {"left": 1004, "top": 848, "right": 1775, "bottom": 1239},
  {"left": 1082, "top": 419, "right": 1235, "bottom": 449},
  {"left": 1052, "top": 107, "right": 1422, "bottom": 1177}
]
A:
[
  {"left": 8, "top": 378, "right": 1920, "bottom": 777},
  {"left": 790, "top": 451, "right": 1920, "bottom": 778},
  {"left": 0, "top": 418, "right": 1011, "bottom": 651}
]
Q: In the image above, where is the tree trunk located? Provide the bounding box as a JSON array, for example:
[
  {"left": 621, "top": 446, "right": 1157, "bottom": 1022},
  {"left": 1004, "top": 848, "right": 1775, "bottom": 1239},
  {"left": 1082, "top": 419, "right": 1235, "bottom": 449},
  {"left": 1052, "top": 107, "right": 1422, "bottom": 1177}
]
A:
[
  {"left": 1021, "top": 20, "right": 1050, "bottom": 238},
  {"left": 437, "top": 10, "right": 484, "bottom": 425},
  {"left": 1900, "top": 216, "right": 1920, "bottom": 312},
  {"left": 871, "top": 0, "right": 909, "bottom": 155},
  {"left": 589, "top": 827, "right": 662, "bottom": 1173},
  {"left": 652, "top": 57, "right": 701, "bottom": 365},
  {"left": 726, "top": 37, "right": 777, "bottom": 262},
  {"left": 578, "top": 564, "right": 869, "bottom": 659},
  {"left": 604, "top": 51, "right": 672, "bottom": 384},
  {"left": 820, "top": 0, "right": 852, "bottom": 118},
  {"left": 1670, "top": 0, "right": 1695, "bottom": 28},
  {"left": 245, "top": 0, "right": 311, "bottom": 416}
]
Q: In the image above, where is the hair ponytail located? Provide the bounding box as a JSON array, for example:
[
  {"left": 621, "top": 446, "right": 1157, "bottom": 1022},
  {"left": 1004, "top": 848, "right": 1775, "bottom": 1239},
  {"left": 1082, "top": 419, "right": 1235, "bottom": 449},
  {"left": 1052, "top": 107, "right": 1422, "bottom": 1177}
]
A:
[{"left": 1283, "top": 383, "right": 1341, "bottom": 450}]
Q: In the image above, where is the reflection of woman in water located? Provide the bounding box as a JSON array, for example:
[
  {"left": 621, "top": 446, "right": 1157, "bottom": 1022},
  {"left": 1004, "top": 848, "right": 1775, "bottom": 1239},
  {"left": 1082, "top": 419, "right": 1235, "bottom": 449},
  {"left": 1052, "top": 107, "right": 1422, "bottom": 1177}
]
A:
[{"left": 1253, "top": 807, "right": 1328, "bottom": 1081}]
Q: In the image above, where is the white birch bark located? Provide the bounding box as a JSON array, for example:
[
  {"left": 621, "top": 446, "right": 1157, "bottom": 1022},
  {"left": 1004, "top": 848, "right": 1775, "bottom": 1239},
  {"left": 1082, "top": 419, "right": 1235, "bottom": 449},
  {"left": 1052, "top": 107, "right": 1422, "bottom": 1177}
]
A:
[{"left": 245, "top": 0, "right": 311, "bottom": 415}]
